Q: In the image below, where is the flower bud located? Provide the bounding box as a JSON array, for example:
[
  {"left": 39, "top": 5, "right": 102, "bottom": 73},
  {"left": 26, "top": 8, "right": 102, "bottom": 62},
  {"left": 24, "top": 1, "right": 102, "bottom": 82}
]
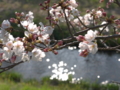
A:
[
  {"left": 52, "top": 50, "right": 58, "bottom": 55},
  {"left": 41, "top": 7, "right": 45, "bottom": 10},
  {"left": 86, "top": 10, "right": 90, "bottom": 13},
  {"left": 0, "top": 59, "right": 5, "bottom": 62},
  {"left": 43, "top": 48, "right": 49, "bottom": 52},
  {"left": 115, "top": 20, "right": 120, "bottom": 25},
  {"left": 10, "top": 18, "right": 15, "bottom": 23},
  {"left": 15, "top": 12, "right": 21, "bottom": 16},
  {"left": 76, "top": 35, "right": 85, "bottom": 42},
  {"left": 80, "top": 49, "right": 89, "bottom": 57},
  {"left": 39, "top": 3, "right": 43, "bottom": 6},
  {"left": 21, "top": 12, "right": 25, "bottom": 16},
  {"left": 102, "top": 12, "right": 106, "bottom": 17},
  {"left": 110, "top": 15, "right": 115, "bottom": 19},
  {"left": 44, "top": 1, "right": 48, "bottom": 4},
  {"left": 57, "top": 40, "right": 63, "bottom": 46},
  {"left": 32, "top": 34, "right": 38, "bottom": 40},
  {"left": 52, "top": 4, "right": 58, "bottom": 9},
  {"left": 67, "top": 7, "right": 71, "bottom": 10},
  {"left": 47, "top": 0, "right": 50, "bottom": 3},
  {"left": 16, "top": 37, "right": 22, "bottom": 41}
]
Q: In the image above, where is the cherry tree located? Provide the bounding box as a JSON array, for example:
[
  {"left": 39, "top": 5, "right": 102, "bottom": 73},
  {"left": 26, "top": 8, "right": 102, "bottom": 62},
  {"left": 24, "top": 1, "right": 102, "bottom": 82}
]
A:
[{"left": 0, "top": 0, "right": 119, "bottom": 73}]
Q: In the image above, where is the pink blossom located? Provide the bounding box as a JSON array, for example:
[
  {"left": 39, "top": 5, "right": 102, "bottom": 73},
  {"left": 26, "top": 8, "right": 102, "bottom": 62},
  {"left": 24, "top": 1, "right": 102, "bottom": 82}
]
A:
[
  {"left": 68, "top": 0, "right": 78, "bottom": 8},
  {"left": 1, "top": 20, "right": 11, "bottom": 29},
  {"left": 78, "top": 42, "right": 89, "bottom": 51},
  {"left": 32, "top": 47, "right": 45, "bottom": 61},
  {"left": 13, "top": 41, "right": 25, "bottom": 55},
  {"left": 87, "top": 42, "right": 98, "bottom": 54},
  {"left": 27, "top": 23, "right": 39, "bottom": 34},
  {"left": 85, "top": 30, "right": 96, "bottom": 42}
]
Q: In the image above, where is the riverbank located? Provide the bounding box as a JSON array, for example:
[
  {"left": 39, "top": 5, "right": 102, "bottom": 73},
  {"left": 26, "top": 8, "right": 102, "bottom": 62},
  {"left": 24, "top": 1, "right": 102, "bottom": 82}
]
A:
[{"left": 0, "top": 72, "right": 119, "bottom": 90}]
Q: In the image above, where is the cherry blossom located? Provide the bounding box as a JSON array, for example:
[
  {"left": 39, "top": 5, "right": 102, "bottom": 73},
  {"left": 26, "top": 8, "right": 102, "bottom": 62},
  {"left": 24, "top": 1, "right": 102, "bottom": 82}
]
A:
[
  {"left": 21, "top": 52, "right": 31, "bottom": 62},
  {"left": 78, "top": 30, "right": 98, "bottom": 56},
  {"left": 20, "top": 21, "right": 29, "bottom": 29},
  {"left": 87, "top": 42, "right": 98, "bottom": 54},
  {"left": 1, "top": 20, "right": 11, "bottom": 29},
  {"left": 78, "top": 42, "right": 89, "bottom": 51},
  {"left": 2, "top": 47, "right": 13, "bottom": 60},
  {"left": 26, "top": 11, "right": 34, "bottom": 21},
  {"left": 96, "top": 10, "right": 103, "bottom": 18},
  {"left": 68, "top": 0, "right": 78, "bottom": 8},
  {"left": 79, "top": 49, "right": 89, "bottom": 57},
  {"left": 32, "top": 47, "right": 45, "bottom": 61},
  {"left": 39, "top": 22, "right": 54, "bottom": 35},
  {"left": 85, "top": 30, "right": 97, "bottom": 42},
  {"left": 38, "top": 34, "right": 50, "bottom": 45},
  {"left": 5, "top": 41, "right": 13, "bottom": 49},
  {"left": 27, "top": 23, "right": 39, "bottom": 34},
  {"left": 0, "top": 32, "right": 14, "bottom": 44},
  {"left": 13, "top": 41, "right": 25, "bottom": 55},
  {"left": 84, "top": 13, "right": 93, "bottom": 21},
  {"left": 71, "top": 8, "right": 80, "bottom": 16}
]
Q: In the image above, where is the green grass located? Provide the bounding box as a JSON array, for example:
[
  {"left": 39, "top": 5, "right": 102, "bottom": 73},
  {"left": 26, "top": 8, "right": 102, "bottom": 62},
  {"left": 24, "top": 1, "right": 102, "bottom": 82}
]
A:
[{"left": 0, "top": 72, "right": 119, "bottom": 90}]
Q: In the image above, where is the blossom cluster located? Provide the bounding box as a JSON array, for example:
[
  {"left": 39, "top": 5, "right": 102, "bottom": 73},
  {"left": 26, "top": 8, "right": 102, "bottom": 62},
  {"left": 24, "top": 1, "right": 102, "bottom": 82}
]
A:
[
  {"left": 48, "top": 0, "right": 79, "bottom": 24},
  {"left": 0, "top": 11, "right": 56, "bottom": 63},
  {"left": 0, "top": 0, "right": 119, "bottom": 68},
  {"left": 76, "top": 30, "right": 98, "bottom": 57},
  {"left": 0, "top": 0, "right": 100, "bottom": 65},
  {"left": 0, "top": 19, "right": 47, "bottom": 62},
  {"left": 49, "top": 0, "right": 104, "bottom": 26},
  {"left": 73, "top": 9, "right": 104, "bottom": 28}
]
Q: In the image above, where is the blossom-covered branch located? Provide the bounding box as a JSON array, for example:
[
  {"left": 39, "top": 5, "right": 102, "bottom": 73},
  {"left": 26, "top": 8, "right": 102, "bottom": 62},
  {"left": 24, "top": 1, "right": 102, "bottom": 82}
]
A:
[{"left": 0, "top": 0, "right": 119, "bottom": 72}]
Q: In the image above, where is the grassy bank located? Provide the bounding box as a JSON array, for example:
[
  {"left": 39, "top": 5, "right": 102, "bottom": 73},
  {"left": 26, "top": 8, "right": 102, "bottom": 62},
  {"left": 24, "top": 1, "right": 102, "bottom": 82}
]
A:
[{"left": 0, "top": 72, "right": 119, "bottom": 90}]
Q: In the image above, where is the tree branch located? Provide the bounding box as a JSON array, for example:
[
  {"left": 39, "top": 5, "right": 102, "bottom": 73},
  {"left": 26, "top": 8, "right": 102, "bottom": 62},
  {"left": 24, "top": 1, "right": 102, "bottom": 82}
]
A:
[
  {"left": 63, "top": 9, "right": 74, "bottom": 38},
  {"left": 114, "top": 0, "right": 120, "bottom": 7},
  {"left": 99, "top": 45, "right": 120, "bottom": 51},
  {"left": 96, "top": 34, "right": 120, "bottom": 39},
  {"left": 0, "top": 61, "right": 24, "bottom": 73}
]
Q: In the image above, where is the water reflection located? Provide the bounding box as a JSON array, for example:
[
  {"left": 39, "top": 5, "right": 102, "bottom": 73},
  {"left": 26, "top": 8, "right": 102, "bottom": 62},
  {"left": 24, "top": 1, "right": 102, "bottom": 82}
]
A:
[{"left": 11, "top": 49, "right": 120, "bottom": 82}]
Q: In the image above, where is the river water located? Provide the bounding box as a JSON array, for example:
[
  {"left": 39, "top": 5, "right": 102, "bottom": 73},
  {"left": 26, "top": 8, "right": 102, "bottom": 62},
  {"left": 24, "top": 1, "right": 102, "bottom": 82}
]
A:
[{"left": 10, "top": 48, "right": 120, "bottom": 82}]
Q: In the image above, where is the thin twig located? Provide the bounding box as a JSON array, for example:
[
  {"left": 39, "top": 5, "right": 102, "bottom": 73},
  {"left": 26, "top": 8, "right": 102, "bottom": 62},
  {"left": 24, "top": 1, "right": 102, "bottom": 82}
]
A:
[
  {"left": 96, "top": 34, "right": 120, "bottom": 39},
  {"left": 56, "top": 41, "right": 79, "bottom": 50},
  {"left": 63, "top": 9, "right": 74, "bottom": 38},
  {"left": 99, "top": 45, "right": 120, "bottom": 51},
  {"left": 69, "top": 21, "right": 76, "bottom": 34},
  {"left": 99, "top": 24, "right": 108, "bottom": 35},
  {"left": 99, "top": 39, "right": 109, "bottom": 48},
  {"left": 77, "top": 16, "right": 88, "bottom": 28},
  {"left": 75, "top": 23, "right": 109, "bottom": 35}
]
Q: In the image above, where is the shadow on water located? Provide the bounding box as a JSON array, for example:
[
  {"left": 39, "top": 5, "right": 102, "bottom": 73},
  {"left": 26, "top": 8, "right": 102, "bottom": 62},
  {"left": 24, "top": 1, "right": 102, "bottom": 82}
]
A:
[{"left": 9, "top": 49, "right": 120, "bottom": 82}]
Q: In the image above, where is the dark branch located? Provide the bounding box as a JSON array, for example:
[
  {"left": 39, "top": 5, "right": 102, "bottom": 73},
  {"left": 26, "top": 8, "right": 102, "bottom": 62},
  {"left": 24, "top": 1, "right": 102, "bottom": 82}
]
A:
[
  {"left": 0, "top": 61, "right": 24, "bottom": 73},
  {"left": 99, "top": 45, "right": 120, "bottom": 51},
  {"left": 114, "top": 0, "right": 120, "bottom": 7}
]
